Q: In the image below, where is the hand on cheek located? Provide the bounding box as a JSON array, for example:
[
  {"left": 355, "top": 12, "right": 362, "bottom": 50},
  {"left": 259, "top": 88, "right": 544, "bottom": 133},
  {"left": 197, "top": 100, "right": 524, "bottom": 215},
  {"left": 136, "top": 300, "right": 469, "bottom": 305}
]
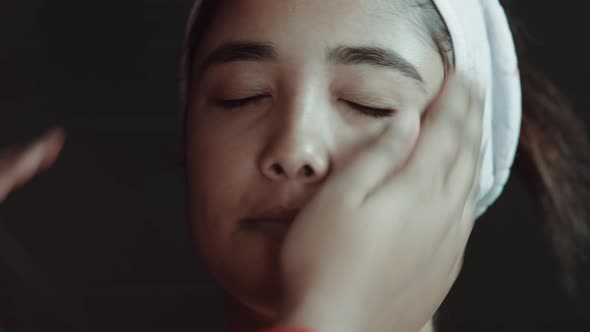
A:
[{"left": 274, "top": 73, "right": 484, "bottom": 332}]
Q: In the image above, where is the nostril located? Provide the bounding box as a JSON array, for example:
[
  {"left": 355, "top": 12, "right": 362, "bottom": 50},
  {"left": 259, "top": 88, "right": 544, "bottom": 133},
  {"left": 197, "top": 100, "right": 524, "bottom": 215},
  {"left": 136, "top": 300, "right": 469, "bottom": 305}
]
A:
[
  {"left": 302, "top": 165, "right": 314, "bottom": 177},
  {"left": 271, "top": 163, "right": 284, "bottom": 175}
]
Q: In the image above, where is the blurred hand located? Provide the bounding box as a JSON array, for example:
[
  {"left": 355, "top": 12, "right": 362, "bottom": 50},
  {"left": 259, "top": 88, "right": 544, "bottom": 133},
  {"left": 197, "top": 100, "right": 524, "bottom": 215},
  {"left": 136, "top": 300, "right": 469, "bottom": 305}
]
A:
[
  {"left": 278, "top": 74, "right": 484, "bottom": 332},
  {"left": 0, "top": 127, "right": 66, "bottom": 203}
]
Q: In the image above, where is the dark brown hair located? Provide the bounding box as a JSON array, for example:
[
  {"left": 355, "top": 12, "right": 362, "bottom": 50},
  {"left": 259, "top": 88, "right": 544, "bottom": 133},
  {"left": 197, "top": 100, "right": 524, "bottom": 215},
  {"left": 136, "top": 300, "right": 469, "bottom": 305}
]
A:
[{"left": 514, "top": 44, "right": 590, "bottom": 294}]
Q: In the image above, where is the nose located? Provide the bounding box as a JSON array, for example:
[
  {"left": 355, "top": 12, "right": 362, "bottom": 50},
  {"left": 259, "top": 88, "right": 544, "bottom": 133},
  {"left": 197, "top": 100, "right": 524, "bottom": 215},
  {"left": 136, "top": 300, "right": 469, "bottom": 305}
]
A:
[{"left": 259, "top": 127, "right": 330, "bottom": 184}]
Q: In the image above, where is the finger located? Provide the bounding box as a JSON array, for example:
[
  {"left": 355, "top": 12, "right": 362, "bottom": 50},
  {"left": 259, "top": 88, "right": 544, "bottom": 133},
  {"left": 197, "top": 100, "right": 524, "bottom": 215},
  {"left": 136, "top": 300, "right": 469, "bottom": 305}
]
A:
[
  {"left": 375, "top": 74, "right": 472, "bottom": 207},
  {"left": 36, "top": 128, "right": 66, "bottom": 169},
  {"left": 0, "top": 127, "right": 66, "bottom": 202},
  {"left": 413, "top": 226, "right": 465, "bottom": 301},
  {"left": 454, "top": 152, "right": 483, "bottom": 243},
  {"left": 428, "top": 225, "right": 465, "bottom": 287},
  {"left": 433, "top": 211, "right": 471, "bottom": 285},
  {"left": 400, "top": 73, "right": 472, "bottom": 184},
  {"left": 327, "top": 118, "right": 419, "bottom": 204},
  {"left": 445, "top": 83, "right": 485, "bottom": 215},
  {"left": 447, "top": 249, "right": 465, "bottom": 284},
  {"left": 459, "top": 150, "right": 483, "bottom": 239}
]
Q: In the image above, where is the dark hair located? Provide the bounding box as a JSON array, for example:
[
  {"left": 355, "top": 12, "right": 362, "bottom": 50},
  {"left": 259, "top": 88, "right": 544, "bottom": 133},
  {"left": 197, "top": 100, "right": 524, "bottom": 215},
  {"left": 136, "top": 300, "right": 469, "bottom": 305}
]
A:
[
  {"left": 514, "top": 40, "right": 590, "bottom": 294},
  {"left": 182, "top": 0, "right": 590, "bottom": 297},
  {"left": 409, "top": 1, "right": 590, "bottom": 296}
]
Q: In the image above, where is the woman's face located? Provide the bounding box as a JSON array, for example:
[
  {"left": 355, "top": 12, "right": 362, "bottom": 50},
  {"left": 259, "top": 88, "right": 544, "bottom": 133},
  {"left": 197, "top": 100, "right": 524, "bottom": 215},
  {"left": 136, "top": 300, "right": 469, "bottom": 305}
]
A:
[{"left": 185, "top": 0, "right": 445, "bottom": 317}]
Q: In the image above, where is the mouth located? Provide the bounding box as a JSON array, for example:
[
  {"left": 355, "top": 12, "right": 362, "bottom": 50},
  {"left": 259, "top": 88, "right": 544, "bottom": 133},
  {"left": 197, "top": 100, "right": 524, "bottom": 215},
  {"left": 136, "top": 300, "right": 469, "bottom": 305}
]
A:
[
  {"left": 241, "top": 216, "right": 295, "bottom": 226},
  {"left": 240, "top": 210, "right": 299, "bottom": 230}
]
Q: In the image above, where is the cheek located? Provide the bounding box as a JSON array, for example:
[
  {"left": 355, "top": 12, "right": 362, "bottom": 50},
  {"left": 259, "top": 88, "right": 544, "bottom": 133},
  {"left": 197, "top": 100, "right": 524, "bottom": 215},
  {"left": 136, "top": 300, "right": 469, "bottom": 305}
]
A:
[
  {"left": 186, "top": 102, "right": 252, "bottom": 182},
  {"left": 331, "top": 111, "right": 421, "bottom": 176},
  {"left": 184, "top": 116, "right": 256, "bottom": 231},
  {"left": 389, "top": 111, "right": 421, "bottom": 166}
]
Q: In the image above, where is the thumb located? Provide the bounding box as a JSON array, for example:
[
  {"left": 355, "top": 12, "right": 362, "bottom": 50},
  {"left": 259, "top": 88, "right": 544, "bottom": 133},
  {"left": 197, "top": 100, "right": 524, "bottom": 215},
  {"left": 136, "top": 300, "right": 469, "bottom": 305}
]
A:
[{"left": 0, "top": 127, "right": 66, "bottom": 202}]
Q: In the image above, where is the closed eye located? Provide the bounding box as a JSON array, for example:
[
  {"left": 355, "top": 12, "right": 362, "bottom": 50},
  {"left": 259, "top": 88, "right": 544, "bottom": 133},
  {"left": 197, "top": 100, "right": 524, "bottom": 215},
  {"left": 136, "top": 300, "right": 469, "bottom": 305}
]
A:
[
  {"left": 343, "top": 100, "right": 395, "bottom": 118},
  {"left": 213, "top": 95, "right": 395, "bottom": 118},
  {"left": 214, "top": 95, "right": 268, "bottom": 109}
]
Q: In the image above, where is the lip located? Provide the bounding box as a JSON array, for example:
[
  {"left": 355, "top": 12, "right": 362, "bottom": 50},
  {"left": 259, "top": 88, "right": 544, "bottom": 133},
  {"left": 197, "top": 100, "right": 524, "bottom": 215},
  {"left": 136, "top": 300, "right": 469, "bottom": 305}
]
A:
[
  {"left": 241, "top": 216, "right": 295, "bottom": 225},
  {"left": 241, "top": 208, "right": 299, "bottom": 228}
]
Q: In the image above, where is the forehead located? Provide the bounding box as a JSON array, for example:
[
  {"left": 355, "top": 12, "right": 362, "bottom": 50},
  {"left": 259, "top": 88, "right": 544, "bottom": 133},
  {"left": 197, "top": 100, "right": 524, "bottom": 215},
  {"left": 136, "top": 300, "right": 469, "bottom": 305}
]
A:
[
  {"left": 207, "top": 0, "right": 418, "bottom": 42},
  {"left": 228, "top": 0, "right": 405, "bottom": 16},
  {"left": 194, "top": 0, "right": 443, "bottom": 93}
]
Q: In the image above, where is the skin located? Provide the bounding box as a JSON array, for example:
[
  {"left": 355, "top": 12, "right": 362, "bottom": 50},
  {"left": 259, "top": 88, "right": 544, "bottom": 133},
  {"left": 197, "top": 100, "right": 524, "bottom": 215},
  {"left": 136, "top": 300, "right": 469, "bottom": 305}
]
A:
[
  {"left": 184, "top": 0, "right": 446, "bottom": 329},
  {"left": 0, "top": 128, "right": 65, "bottom": 202},
  {"left": 277, "top": 72, "right": 483, "bottom": 332},
  {"left": 0, "top": 1, "right": 483, "bottom": 331}
]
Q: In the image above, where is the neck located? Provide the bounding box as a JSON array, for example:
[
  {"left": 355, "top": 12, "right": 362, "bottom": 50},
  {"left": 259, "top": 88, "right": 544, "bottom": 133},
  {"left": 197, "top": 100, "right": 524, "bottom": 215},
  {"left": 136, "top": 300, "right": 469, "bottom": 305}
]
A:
[{"left": 225, "top": 293, "right": 275, "bottom": 332}]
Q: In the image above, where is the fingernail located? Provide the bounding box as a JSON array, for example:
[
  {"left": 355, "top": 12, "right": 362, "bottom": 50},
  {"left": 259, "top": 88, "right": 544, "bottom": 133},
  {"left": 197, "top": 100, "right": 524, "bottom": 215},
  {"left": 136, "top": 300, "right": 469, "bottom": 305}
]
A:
[{"left": 34, "top": 128, "right": 65, "bottom": 150}]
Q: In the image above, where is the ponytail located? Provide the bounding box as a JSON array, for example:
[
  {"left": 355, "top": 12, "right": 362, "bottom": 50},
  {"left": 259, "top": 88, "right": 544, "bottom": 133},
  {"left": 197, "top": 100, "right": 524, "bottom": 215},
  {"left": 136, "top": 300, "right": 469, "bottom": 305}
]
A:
[
  {"left": 514, "top": 61, "right": 590, "bottom": 295},
  {"left": 509, "top": 15, "right": 590, "bottom": 296}
]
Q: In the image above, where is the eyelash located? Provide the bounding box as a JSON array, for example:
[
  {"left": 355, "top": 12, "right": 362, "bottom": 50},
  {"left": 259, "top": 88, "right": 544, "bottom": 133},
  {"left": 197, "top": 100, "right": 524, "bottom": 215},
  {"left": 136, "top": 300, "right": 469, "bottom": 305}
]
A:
[
  {"left": 214, "top": 95, "right": 267, "bottom": 108},
  {"left": 214, "top": 95, "right": 395, "bottom": 118},
  {"left": 342, "top": 101, "right": 394, "bottom": 118}
]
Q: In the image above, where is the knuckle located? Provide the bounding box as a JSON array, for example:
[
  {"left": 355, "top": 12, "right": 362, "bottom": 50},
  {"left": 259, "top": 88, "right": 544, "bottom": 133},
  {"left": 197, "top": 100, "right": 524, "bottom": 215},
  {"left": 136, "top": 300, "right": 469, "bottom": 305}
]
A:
[{"left": 449, "top": 254, "right": 465, "bottom": 282}]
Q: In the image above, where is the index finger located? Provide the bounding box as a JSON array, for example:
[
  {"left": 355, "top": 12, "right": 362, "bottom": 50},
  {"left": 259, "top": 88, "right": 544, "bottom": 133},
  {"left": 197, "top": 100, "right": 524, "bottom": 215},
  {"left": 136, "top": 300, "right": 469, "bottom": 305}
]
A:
[
  {"left": 399, "top": 73, "right": 473, "bottom": 181},
  {"left": 0, "top": 127, "right": 66, "bottom": 202}
]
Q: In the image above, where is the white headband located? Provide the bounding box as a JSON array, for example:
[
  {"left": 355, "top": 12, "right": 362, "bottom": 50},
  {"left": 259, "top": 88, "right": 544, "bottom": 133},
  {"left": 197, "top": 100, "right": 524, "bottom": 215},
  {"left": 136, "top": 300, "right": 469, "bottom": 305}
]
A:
[
  {"left": 432, "top": 0, "right": 522, "bottom": 217},
  {"left": 180, "top": 0, "right": 522, "bottom": 219}
]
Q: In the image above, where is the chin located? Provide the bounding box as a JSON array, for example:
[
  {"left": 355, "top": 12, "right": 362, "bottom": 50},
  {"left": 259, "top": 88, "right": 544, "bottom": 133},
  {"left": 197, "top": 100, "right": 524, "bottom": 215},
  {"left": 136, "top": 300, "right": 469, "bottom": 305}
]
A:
[
  {"left": 215, "top": 258, "right": 285, "bottom": 320},
  {"left": 195, "top": 225, "right": 288, "bottom": 319}
]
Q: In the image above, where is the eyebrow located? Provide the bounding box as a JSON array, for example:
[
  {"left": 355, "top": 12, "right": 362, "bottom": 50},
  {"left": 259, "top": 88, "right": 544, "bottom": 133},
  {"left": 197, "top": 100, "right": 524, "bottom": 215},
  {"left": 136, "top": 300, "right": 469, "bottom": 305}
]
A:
[
  {"left": 327, "top": 45, "right": 423, "bottom": 83},
  {"left": 199, "top": 41, "right": 278, "bottom": 75},
  {"left": 199, "top": 41, "right": 424, "bottom": 84}
]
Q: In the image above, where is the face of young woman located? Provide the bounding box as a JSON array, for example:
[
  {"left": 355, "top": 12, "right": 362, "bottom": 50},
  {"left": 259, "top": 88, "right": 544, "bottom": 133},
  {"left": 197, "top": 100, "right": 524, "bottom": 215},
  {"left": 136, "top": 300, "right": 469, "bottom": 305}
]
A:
[{"left": 185, "top": 0, "right": 446, "bottom": 317}]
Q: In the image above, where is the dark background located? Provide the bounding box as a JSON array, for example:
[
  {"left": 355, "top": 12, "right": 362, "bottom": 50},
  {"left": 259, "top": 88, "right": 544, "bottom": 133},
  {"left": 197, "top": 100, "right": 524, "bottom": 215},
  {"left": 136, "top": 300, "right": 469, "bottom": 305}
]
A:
[{"left": 0, "top": 0, "right": 589, "bottom": 331}]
